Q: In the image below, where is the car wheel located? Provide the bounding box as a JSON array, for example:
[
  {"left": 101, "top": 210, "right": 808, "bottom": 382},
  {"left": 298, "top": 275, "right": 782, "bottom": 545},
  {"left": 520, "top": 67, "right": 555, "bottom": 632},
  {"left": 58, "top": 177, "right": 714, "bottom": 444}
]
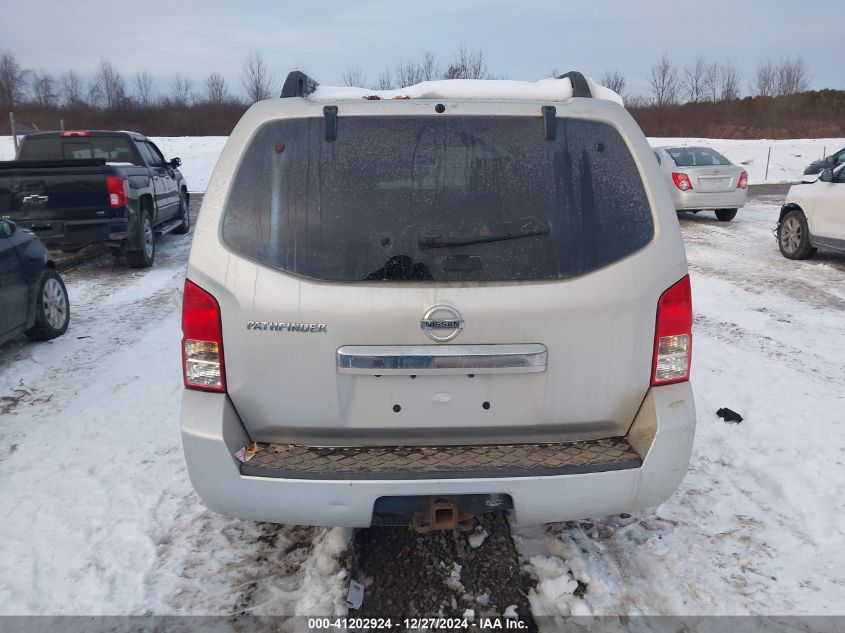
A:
[
  {"left": 715, "top": 209, "right": 737, "bottom": 222},
  {"left": 172, "top": 191, "right": 190, "bottom": 235},
  {"left": 126, "top": 209, "right": 155, "bottom": 268},
  {"left": 778, "top": 210, "right": 816, "bottom": 260},
  {"left": 25, "top": 269, "right": 70, "bottom": 341}
]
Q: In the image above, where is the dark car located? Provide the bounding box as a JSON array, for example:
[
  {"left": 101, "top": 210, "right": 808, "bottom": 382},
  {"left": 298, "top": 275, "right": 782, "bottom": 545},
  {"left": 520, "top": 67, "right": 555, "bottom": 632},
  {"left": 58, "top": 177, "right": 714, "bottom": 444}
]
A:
[
  {"left": 804, "top": 146, "right": 845, "bottom": 176},
  {"left": 0, "top": 130, "right": 190, "bottom": 268},
  {"left": 0, "top": 219, "right": 69, "bottom": 347}
]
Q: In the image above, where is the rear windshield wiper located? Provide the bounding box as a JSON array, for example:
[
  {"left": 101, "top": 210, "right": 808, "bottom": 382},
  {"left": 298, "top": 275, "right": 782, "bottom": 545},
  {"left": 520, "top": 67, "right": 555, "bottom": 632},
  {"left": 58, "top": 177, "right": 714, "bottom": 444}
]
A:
[{"left": 418, "top": 219, "right": 550, "bottom": 249}]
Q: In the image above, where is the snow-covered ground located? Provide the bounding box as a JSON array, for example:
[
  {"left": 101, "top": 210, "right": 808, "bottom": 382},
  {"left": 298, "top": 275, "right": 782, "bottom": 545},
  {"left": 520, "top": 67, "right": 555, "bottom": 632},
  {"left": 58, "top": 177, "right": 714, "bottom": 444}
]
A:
[
  {"left": 1, "top": 135, "right": 841, "bottom": 190},
  {"left": 1, "top": 195, "right": 843, "bottom": 616},
  {"left": 516, "top": 200, "right": 845, "bottom": 617},
  {"left": 0, "top": 215, "right": 348, "bottom": 615}
]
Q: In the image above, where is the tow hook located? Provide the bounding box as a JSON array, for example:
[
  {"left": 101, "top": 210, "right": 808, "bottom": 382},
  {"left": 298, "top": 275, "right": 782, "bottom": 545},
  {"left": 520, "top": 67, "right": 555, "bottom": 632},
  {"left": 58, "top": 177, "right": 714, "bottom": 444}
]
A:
[{"left": 412, "top": 496, "right": 477, "bottom": 533}]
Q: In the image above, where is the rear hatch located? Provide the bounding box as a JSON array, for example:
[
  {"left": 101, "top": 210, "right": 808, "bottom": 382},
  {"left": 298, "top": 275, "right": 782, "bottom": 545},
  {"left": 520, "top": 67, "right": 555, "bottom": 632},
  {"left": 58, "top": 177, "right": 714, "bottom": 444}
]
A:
[{"left": 217, "top": 111, "right": 665, "bottom": 446}]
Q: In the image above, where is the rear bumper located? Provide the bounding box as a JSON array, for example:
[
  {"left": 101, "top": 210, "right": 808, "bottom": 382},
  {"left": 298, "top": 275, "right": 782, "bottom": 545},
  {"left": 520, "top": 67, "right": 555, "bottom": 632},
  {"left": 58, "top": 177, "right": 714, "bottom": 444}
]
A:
[
  {"left": 180, "top": 382, "right": 696, "bottom": 527},
  {"left": 16, "top": 217, "right": 130, "bottom": 250},
  {"left": 672, "top": 188, "right": 747, "bottom": 211}
]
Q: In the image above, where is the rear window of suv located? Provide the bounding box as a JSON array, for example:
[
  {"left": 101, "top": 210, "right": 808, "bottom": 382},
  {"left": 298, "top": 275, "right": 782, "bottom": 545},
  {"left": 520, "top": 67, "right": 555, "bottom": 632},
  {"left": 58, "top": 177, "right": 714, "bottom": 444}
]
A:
[{"left": 222, "top": 116, "right": 654, "bottom": 282}]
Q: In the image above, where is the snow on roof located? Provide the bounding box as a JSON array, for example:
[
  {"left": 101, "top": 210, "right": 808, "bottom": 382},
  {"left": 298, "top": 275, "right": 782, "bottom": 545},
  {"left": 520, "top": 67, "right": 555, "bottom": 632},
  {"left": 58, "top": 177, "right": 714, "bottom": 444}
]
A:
[{"left": 308, "top": 77, "right": 623, "bottom": 105}]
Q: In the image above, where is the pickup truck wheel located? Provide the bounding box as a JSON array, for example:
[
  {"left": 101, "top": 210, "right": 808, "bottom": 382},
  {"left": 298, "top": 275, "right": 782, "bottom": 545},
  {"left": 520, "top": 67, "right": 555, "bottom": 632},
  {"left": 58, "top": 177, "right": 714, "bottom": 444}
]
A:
[
  {"left": 172, "top": 191, "right": 190, "bottom": 235},
  {"left": 125, "top": 210, "right": 155, "bottom": 268},
  {"left": 715, "top": 208, "right": 737, "bottom": 221},
  {"left": 778, "top": 210, "right": 816, "bottom": 260},
  {"left": 25, "top": 270, "right": 70, "bottom": 341}
]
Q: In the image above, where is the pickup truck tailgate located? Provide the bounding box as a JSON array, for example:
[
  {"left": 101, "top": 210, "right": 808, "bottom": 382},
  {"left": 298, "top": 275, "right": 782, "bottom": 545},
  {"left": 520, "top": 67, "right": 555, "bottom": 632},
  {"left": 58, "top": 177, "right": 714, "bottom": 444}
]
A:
[{"left": 0, "top": 159, "right": 113, "bottom": 222}]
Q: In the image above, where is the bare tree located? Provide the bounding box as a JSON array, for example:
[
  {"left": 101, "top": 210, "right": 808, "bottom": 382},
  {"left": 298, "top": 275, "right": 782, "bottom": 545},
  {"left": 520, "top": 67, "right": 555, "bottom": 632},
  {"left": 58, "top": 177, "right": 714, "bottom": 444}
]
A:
[
  {"left": 374, "top": 69, "right": 393, "bottom": 90},
  {"left": 341, "top": 66, "right": 365, "bottom": 88},
  {"left": 419, "top": 51, "right": 439, "bottom": 81},
  {"left": 0, "top": 51, "right": 28, "bottom": 107},
  {"left": 204, "top": 72, "right": 230, "bottom": 104},
  {"left": 87, "top": 79, "right": 104, "bottom": 107},
  {"left": 93, "top": 60, "right": 126, "bottom": 109},
  {"left": 754, "top": 60, "right": 777, "bottom": 97},
  {"left": 703, "top": 61, "right": 720, "bottom": 102},
  {"left": 443, "top": 46, "right": 488, "bottom": 80},
  {"left": 171, "top": 74, "right": 194, "bottom": 106},
  {"left": 648, "top": 53, "right": 679, "bottom": 107},
  {"left": 600, "top": 70, "right": 626, "bottom": 95},
  {"left": 775, "top": 57, "right": 810, "bottom": 95},
  {"left": 624, "top": 94, "right": 651, "bottom": 109},
  {"left": 241, "top": 52, "right": 274, "bottom": 102},
  {"left": 719, "top": 61, "right": 741, "bottom": 101},
  {"left": 133, "top": 71, "right": 155, "bottom": 106},
  {"left": 32, "top": 71, "right": 58, "bottom": 107},
  {"left": 684, "top": 57, "right": 707, "bottom": 103},
  {"left": 61, "top": 70, "right": 84, "bottom": 106},
  {"left": 394, "top": 59, "right": 423, "bottom": 87}
]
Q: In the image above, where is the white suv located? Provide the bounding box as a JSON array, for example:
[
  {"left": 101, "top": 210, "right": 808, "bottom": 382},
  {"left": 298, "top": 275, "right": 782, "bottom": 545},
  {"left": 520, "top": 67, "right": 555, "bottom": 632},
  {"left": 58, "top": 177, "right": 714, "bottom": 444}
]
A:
[
  {"left": 180, "top": 72, "right": 696, "bottom": 529},
  {"left": 778, "top": 165, "right": 845, "bottom": 259}
]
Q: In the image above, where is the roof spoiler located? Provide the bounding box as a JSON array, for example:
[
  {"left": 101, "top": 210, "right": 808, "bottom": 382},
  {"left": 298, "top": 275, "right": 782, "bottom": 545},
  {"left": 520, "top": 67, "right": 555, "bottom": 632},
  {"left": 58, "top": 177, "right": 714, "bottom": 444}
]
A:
[{"left": 281, "top": 71, "right": 318, "bottom": 98}]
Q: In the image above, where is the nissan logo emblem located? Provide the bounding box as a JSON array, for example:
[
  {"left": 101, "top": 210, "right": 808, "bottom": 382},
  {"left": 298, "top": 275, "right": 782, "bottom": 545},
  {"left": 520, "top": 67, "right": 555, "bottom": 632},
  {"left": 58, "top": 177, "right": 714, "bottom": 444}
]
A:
[{"left": 421, "top": 305, "right": 464, "bottom": 342}]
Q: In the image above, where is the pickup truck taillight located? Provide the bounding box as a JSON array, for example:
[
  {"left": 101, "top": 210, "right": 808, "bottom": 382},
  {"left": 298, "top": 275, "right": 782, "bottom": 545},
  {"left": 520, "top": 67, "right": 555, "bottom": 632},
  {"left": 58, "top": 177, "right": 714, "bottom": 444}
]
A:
[
  {"left": 182, "top": 280, "right": 226, "bottom": 392},
  {"left": 651, "top": 275, "right": 693, "bottom": 385},
  {"left": 105, "top": 175, "right": 127, "bottom": 208}
]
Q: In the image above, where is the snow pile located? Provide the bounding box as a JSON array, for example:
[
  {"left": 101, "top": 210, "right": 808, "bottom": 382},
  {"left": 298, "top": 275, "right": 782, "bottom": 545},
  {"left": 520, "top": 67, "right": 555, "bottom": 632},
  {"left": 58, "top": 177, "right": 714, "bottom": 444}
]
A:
[
  {"left": 294, "top": 527, "right": 351, "bottom": 616},
  {"left": 445, "top": 562, "right": 465, "bottom": 593},
  {"left": 522, "top": 555, "right": 591, "bottom": 617},
  {"left": 468, "top": 527, "right": 488, "bottom": 548},
  {"left": 309, "top": 77, "right": 623, "bottom": 105}
]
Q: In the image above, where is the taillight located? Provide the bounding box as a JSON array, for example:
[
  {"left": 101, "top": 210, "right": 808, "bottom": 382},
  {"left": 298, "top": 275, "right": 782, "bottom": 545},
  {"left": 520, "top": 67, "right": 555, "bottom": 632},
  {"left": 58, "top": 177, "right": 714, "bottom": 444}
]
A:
[
  {"left": 651, "top": 275, "right": 693, "bottom": 386},
  {"left": 737, "top": 171, "right": 748, "bottom": 189},
  {"left": 59, "top": 130, "right": 91, "bottom": 137},
  {"left": 105, "top": 175, "right": 127, "bottom": 208},
  {"left": 182, "top": 280, "right": 226, "bottom": 392},
  {"left": 671, "top": 172, "right": 693, "bottom": 191}
]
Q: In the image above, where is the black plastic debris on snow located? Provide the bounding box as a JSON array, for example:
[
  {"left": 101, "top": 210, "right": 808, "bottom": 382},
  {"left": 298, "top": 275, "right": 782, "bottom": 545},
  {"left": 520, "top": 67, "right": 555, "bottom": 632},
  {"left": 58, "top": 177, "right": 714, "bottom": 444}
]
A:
[{"left": 717, "top": 407, "right": 743, "bottom": 423}]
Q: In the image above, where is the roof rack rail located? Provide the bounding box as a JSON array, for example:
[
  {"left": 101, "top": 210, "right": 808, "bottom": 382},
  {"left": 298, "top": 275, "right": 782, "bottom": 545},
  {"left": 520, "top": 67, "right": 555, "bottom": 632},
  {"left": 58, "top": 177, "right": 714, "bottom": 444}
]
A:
[
  {"left": 557, "top": 71, "right": 592, "bottom": 98},
  {"left": 281, "top": 71, "right": 318, "bottom": 98}
]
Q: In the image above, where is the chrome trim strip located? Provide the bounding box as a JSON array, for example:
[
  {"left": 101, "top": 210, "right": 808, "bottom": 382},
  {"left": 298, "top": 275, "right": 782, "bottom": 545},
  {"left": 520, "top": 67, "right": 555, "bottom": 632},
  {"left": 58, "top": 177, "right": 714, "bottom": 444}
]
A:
[{"left": 337, "top": 344, "right": 547, "bottom": 375}]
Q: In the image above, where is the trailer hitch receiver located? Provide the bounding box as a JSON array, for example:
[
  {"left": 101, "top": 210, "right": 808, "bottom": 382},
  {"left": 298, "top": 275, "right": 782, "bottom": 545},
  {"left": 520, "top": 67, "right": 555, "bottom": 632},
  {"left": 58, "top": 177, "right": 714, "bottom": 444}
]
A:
[{"left": 412, "top": 496, "right": 476, "bottom": 533}]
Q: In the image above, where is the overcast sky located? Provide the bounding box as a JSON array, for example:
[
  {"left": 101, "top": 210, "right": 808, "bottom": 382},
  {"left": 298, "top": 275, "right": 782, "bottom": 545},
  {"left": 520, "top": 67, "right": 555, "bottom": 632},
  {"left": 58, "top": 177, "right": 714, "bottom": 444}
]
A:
[{"left": 1, "top": 0, "right": 840, "bottom": 99}]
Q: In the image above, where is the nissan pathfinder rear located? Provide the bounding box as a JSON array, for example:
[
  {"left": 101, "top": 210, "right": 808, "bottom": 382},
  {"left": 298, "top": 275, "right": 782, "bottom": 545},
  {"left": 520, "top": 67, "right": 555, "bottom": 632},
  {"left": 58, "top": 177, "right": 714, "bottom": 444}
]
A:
[{"left": 179, "top": 72, "right": 696, "bottom": 528}]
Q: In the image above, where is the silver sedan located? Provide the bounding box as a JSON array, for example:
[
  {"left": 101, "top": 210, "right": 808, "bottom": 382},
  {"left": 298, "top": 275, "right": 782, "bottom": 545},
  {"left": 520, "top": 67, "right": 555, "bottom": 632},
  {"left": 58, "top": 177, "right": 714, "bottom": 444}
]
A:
[{"left": 653, "top": 146, "right": 748, "bottom": 221}]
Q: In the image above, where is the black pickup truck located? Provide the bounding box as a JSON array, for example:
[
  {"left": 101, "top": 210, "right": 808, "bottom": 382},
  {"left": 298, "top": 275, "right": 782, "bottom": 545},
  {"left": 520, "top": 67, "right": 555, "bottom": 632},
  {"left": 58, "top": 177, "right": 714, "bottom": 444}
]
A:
[{"left": 0, "top": 130, "right": 190, "bottom": 268}]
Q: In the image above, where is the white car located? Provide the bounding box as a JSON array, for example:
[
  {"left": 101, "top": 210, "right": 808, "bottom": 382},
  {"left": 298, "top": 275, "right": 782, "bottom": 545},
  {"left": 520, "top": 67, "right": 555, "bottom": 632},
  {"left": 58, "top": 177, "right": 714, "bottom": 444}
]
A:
[
  {"left": 653, "top": 146, "right": 748, "bottom": 221},
  {"left": 778, "top": 165, "right": 845, "bottom": 259},
  {"left": 179, "top": 72, "right": 696, "bottom": 529}
]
